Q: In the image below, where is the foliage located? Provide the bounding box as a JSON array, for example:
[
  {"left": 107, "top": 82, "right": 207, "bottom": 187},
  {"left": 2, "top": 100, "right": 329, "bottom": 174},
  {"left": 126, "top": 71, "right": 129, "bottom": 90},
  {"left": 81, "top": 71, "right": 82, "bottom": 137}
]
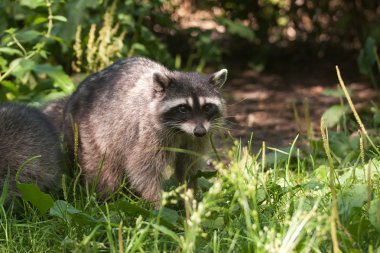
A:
[
  {"left": 71, "top": 1, "right": 126, "bottom": 73},
  {"left": 1, "top": 130, "right": 380, "bottom": 252},
  {"left": 0, "top": 0, "right": 75, "bottom": 103},
  {"left": 1, "top": 1, "right": 380, "bottom": 252},
  {"left": 2, "top": 1, "right": 378, "bottom": 104},
  {"left": 3, "top": 73, "right": 380, "bottom": 251},
  {"left": 0, "top": 0, "right": 175, "bottom": 104},
  {"left": 357, "top": 37, "right": 380, "bottom": 90},
  {"left": 208, "top": 0, "right": 380, "bottom": 67}
]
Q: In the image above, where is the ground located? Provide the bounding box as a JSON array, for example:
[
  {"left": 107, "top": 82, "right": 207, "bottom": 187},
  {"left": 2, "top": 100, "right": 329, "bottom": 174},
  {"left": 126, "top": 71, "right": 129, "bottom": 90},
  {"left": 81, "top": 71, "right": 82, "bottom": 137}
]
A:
[
  {"left": 168, "top": 2, "right": 378, "bottom": 150},
  {"left": 225, "top": 57, "right": 377, "bottom": 149}
]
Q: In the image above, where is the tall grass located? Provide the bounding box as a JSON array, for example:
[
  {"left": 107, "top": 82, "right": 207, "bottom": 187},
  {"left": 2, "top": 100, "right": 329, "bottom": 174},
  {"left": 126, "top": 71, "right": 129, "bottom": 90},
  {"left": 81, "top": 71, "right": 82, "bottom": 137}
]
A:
[
  {"left": 1, "top": 131, "right": 379, "bottom": 252},
  {"left": 1, "top": 71, "right": 380, "bottom": 252}
]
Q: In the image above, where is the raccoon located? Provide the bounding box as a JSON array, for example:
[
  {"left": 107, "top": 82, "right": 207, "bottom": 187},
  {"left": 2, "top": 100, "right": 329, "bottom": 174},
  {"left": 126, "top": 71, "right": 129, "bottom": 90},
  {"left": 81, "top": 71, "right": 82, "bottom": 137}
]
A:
[
  {"left": 63, "top": 57, "right": 227, "bottom": 203},
  {"left": 0, "top": 103, "right": 64, "bottom": 201},
  {"left": 42, "top": 97, "right": 68, "bottom": 133}
]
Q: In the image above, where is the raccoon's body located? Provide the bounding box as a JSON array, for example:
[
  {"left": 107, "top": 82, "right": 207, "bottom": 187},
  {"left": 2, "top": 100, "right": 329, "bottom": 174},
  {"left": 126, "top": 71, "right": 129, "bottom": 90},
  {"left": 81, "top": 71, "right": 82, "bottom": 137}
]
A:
[
  {"left": 42, "top": 97, "right": 68, "bottom": 133},
  {"left": 0, "top": 103, "right": 64, "bottom": 200},
  {"left": 64, "top": 57, "right": 227, "bottom": 202}
]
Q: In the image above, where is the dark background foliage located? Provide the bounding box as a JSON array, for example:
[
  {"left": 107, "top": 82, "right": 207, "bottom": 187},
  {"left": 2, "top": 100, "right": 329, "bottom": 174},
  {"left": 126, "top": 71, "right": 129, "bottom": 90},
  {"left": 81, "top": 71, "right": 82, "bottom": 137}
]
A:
[
  {"left": 1, "top": 0, "right": 379, "bottom": 104},
  {"left": 1, "top": 2, "right": 380, "bottom": 251}
]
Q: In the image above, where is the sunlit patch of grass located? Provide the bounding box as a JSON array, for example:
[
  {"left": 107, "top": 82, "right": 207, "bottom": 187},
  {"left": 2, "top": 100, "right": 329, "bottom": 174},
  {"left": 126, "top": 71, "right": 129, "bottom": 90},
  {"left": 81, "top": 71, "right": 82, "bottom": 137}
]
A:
[
  {"left": 1, "top": 133, "right": 379, "bottom": 252},
  {"left": 1, "top": 71, "right": 380, "bottom": 252}
]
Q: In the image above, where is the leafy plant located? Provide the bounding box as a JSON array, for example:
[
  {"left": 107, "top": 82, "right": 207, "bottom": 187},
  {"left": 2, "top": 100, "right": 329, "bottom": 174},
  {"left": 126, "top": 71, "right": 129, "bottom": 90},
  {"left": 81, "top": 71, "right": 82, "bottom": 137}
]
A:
[
  {"left": 0, "top": 0, "right": 74, "bottom": 103},
  {"left": 357, "top": 37, "right": 380, "bottom": 91},
  {"left": 72, "top": 1, "right": 126, "bottom": 73},
  {"left": 2, "top": 134, "right": 378, "bottom": 252},
  {"left": 216, "top": 17, "right": 255, "bottom": 42}
]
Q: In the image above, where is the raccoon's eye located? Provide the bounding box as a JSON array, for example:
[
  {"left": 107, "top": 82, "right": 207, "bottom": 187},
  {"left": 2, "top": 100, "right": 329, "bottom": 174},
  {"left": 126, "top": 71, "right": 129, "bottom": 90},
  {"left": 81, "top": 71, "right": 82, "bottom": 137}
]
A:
[
  {"left": 177, "top": 104, "right": 191, "bottom": 113},
  {"left": 203, "top": 103, "right": 215, "bottom": 113}
]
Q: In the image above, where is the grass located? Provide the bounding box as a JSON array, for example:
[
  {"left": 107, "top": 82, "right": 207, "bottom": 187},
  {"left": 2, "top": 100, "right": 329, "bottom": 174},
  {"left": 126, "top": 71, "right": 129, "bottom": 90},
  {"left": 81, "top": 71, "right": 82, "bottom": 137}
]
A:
[
  {"left": 1, "top": 1, "right": 379, "bottom": 250},
  {"left": 1, "top": 71, "right": 380, "bottom": 252},
  {"left": 1, "top": 131, "right": 380, "bottom": 252}
]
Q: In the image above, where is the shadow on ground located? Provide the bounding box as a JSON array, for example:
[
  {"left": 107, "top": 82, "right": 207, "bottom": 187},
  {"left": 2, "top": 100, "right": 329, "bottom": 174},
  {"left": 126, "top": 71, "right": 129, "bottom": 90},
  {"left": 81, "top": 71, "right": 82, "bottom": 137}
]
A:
[{"left": 225, "top": 58, "right": 377, "bottom": 149}]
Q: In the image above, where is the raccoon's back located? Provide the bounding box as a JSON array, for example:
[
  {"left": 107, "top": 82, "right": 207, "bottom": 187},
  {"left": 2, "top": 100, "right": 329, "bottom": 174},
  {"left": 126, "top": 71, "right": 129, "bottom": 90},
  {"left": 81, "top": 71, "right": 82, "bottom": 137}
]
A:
[
  {"left": 0, "top": 103, "right": 64, "bottom": 197},
  {"left": 64, "top": 57, "right": 168, "bottom": 145},
  {"left": 66, "top": 57, "right": 168, "bottom": 116},
  {"left": 42, "top": 97, "right": 68, "bottom": 132}
]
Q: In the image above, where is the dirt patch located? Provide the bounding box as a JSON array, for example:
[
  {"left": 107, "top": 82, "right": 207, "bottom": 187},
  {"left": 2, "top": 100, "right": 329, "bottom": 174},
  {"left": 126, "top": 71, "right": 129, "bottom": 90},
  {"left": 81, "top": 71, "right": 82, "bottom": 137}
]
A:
[{"left": 224, "top": 59, "right": 377, "bottom": 149}]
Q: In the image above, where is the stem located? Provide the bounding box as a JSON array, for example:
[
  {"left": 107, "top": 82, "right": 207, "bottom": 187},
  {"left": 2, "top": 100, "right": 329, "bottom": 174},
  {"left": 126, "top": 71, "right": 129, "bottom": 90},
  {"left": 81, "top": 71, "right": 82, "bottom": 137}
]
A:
[
  {"left": 209, "top": 133, "right": 221, "bottom": 162},
  {"left": 11, "top": 34, "right": 27, "bottom": 56},
  {"left": 374, "top": 46, "right": 380, "bottom": 76},
  {"left": 320, "top": 119, "right": 340, "bottom": 253},
  {"left": 0, "top": 1, "right": 53, "bottom": 83},
  {"left": 335, "top": 66, "right": 380, "bottom": 155},
  {"left": 45, "top": 0, "right": 53, "bottom": 38}
]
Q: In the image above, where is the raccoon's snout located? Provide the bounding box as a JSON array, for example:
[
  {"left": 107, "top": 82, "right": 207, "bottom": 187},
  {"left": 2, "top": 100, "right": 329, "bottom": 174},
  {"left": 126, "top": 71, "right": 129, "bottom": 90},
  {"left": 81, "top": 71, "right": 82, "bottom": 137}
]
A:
[
  {"left": 179, "top": 122, "right": 208, "bottom": 137},
  {"left": 194, "top": 125, "right": 207, "bottom": 137}
]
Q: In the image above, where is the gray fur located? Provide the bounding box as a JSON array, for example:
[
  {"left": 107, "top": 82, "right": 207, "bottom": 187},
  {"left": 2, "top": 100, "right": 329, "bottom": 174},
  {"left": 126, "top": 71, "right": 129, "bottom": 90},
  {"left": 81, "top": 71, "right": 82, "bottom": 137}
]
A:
[
  {"left": 42, "top": 97, "right": 68, "bottom": 132},
  {"left": 63, "top": 57, "right": 226, "bottom": 203},
  {"left": 0, "top": 103, "right": 64, "bottom": 201}
]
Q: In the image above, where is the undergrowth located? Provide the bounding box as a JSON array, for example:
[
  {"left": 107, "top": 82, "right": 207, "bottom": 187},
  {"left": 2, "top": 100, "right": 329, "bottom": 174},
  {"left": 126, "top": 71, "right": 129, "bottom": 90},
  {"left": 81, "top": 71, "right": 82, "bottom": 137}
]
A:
[
  {"left": 0, "top": 68, "right": 380, "bottom": 252},
  {"left": 1, "top": 2, "right": 380, "bottom": 252},
  {"left": 1, "top": 95, "right": 380, "bottom": 252}
]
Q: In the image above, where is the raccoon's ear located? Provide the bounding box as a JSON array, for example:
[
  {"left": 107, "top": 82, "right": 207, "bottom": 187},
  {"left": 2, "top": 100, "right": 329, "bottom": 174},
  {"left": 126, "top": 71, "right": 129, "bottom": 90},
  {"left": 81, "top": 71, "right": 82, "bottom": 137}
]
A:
[
  {"left": 210, "top": 69, "right": 228, "bottom": 88},
  {"left": 153, "top": 72, "right": 171, "bottom": 92}
]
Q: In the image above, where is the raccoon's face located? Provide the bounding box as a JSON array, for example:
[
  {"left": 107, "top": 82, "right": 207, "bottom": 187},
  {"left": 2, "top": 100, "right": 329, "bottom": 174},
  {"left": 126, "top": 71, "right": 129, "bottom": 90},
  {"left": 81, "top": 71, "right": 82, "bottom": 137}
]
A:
[{"left": 154, "top": 69, "right": 227, "bottom": 137}]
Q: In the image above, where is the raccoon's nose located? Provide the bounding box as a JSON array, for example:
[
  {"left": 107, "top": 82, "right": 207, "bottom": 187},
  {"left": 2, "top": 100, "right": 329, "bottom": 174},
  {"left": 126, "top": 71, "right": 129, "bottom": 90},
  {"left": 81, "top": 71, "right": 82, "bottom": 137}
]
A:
[{"left": 194, "top": 125, "right": 207, "bottom": 137}]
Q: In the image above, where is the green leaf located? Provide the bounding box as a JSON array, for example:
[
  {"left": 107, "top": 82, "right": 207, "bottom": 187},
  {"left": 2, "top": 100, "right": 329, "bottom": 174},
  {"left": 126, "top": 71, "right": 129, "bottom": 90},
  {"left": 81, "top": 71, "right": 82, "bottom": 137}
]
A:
[
  {"left": 49, "top": 200, "right": 81, "bottom": 219},
  {"left": 118, "top": 14, "right": 135, "bottom": 30},
  {"left": 369, "top": 199, "right": 380, "bottom": 232},
  {"left": 197, "top": 176, "right": 213, "bottom": 191},
  {"left": 50, "top": 36, "right": 65, "bottom": 44},
  {"left": 156, "top": 207, "right": 180, "bottom": 226},
  {"left": 357, "top": 37, "right": 377, "bottom": 76},
  {"left": 151, "top": 224, "right": 181, "bottom": 243},
  {"left": 302, "top": 181, "right": 324, "bottom": 191},
  {"left": 10, "top": 58, "right": 36, "bottom": 79},
  {"left": 108, "top": 200, "right": 179, "bottom": 228},
  {"left": 32, "top": 17, "right": 48, "bottom": 25},
  {"left": 59, "top": 0, "right": 103, "bottom": 43},
  {"left": 5, "top": 28, "right": 17, "bottom": 34},
  {"left": 52, "top": 16, "right": 67, "bottom": 22},
  {"left": 33, "top": 64, "right": 75, "bottom": 93},
  {"left": 374, "top": 110, "right": 380, "bottom": 125},
  {"left": 0, "top": 47, "right": 24, "bottom": 56},
  {"left": 202, "top": 216, "right": 224, "bottom": 229},
  {"left": 16, "top": 30, "right": 41, "bottom": 43},
  {"left": 266, "top": 146, "right": 292, "bottom": 165},
  {"left": 38, "top": 49, "right": 48, "bottom": 59},
  {"left": 257, "top": 187, "right": 266, "bottom": 203},
  {"left": 313, "top": 165, "right": 329, "bottom": 181},
  {"left": 1, "top": 80, "right": 19, "bottom": 94},
  {"left": 130, "top": 43, "right": 148, "bottom": 55},
  {"left": 0, "top": 170, "right": 10, "bottom": 207},
  {"left": 328, "top": 132, "right": 356, "bottom": 158},
  {"left": 217, "top": 17, "right": 255, "bottom": 41},
  {"left": 17, "top": 183, "right": 54, "bottom": 215},
  {"left": 20, "top": 0, "right": 45, "bottom": 9},
  {"left": 50, "top": 200, "right": 99, "bottom": 225},
  {"left": 108, "top": 200, "right": 152, "bottom": 217},
  {"left": 322, "top": 105, "right": 347, "bottom": 128},
  {"left": 322, "top": 88, "right": 350, "bottom": 97},
  {"left": 38, "top": 91, "right": 67, "bottom": 103},
  {"left": 338, "top": 184, "right": 368, "bottom": 222}
]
